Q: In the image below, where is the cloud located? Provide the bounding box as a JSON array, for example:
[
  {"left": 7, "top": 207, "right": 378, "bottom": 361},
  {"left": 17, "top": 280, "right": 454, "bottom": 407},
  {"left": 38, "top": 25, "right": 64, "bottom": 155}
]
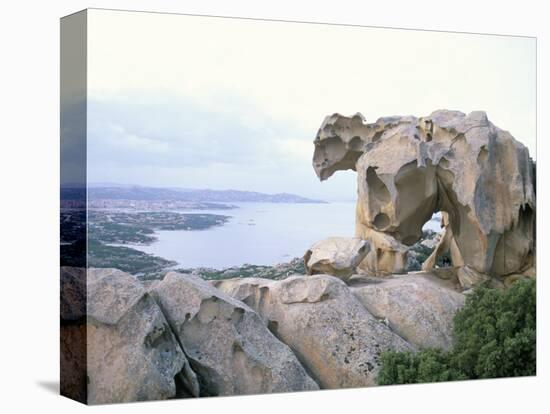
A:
[
  {"left": 86, "top": 93, "right": 353, "bottom": 199},
  {"left": 84, "top": 10, "right": 536, "bottom": 200},
  {"left": 88, "top": 94, "right": 300, "bottom": 167},
  {"left": 87, "top": 10, "right": 536, "bottom": 159}
]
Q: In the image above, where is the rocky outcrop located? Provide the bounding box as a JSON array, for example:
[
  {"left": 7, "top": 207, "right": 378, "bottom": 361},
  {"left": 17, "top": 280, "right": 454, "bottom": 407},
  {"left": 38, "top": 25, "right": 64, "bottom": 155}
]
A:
[
  {"left": 350, "top": 272, "right": 465, "bottom": 350},
  {"left": 312, "top": 110, "right": 535, "bottom": 285},
  {"left": 150, "top": 272, "right": 318, "bottom": 396},
  {"left": 213, "top": 274, "right": 414, "bottom": 389},
  {"left": 62, "top": 265, "right": 475, "bottom": 403},
  {"left": 304, "top": 237, "right": 369, "bottom": 281},
  {"left": 358, "top": 229, "right": 409, "bottom": 275},
  {"left": 86, "top": 268, "right": 198, "bottom": 404}
]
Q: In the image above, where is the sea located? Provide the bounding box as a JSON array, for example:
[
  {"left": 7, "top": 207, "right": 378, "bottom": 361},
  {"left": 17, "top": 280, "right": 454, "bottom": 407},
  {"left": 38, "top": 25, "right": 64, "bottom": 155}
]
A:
[{"left": 122, "top": 202, "right": 442, "bottom": 269}]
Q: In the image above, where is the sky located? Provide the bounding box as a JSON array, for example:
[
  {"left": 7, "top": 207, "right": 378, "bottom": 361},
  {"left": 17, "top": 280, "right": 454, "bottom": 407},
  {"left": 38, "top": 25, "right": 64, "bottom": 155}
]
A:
[{"left": 86, "top": 9, "right": 536, "bottom": 201}]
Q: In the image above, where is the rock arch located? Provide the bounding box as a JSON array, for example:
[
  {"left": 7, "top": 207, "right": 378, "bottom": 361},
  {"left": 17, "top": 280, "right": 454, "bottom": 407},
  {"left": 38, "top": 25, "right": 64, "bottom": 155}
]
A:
[{"left": 312, "top": 110, "right": 535, "bottom": 284}]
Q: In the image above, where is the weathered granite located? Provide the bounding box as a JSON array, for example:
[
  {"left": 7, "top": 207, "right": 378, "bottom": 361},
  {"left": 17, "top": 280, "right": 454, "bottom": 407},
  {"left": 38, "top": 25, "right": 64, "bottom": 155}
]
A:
[
  {"left": 213, "top": 274, "right": 414, "bottom": 388},
  {"left": 304, "top": 237, "right": 370, "bottom": 281},
  {"left": 86, "top": 268, "right": 198, "bottom": 404},
  {"left": 312, "top": 110, "right": 535, "bottom": 285},
  {"left": 150, "top": 272, "right": 319, "bottom": 396}
]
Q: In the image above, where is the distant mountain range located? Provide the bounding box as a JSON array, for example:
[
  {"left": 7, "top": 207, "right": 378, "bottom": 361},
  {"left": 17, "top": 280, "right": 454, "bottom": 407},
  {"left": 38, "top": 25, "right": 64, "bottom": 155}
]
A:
[{"left": 62, "top": 184, "right": 327, "bottom": 204}]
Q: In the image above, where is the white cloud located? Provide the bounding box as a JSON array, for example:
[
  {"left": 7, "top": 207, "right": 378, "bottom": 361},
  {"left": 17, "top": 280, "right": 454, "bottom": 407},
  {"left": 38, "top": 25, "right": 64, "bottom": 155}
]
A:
[{"left": 86, "top": 9, "right": 536, "bottom": 200}]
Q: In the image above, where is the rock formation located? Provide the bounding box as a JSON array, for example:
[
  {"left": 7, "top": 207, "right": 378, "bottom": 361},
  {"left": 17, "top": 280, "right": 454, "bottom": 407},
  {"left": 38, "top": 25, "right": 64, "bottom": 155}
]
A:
[
  {"left": 86, "top": 268, "right": 198, "bottom": 404},
  {"left": 350, "top": 272, "right": 464, "bottom": 350},
  {"left": 304, "top": 237, "right": 370, "bottom": 281},
  {"left": 61, "top": 111, "right": 537, "bottom": 404},
  {"left": 213, "top": 274, "right": 414, "bottom": 388},
  {"left": 62, "top": 265, "right": 472, "bottom": 403},
  {"left": 150, "top": 272, "right": 319, "bottom": 396},
  {"left": 312, "top": 110, "right": 535, "bottom": 285}
]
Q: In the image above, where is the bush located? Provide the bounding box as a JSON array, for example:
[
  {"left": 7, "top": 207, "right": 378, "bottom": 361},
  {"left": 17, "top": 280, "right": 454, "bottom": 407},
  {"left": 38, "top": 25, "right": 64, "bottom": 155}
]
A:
[
  {"left": 377, "top": 278, "right": 536, "bottom": 385},
  {"left": 452, "top": 278, "right": 536, "bottom": 378},
  {"left": 377, "top": 349, "right": 466, "bottom": 385}
]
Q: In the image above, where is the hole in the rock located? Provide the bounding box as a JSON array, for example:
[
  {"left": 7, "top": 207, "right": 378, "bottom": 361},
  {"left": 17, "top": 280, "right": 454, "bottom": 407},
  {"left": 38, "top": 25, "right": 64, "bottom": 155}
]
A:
[
  {"left": 349, "top": 136, "right": 363, "bottom": 151},
  {"left": 477, "top": 146, "right": 489, "bottom": 165},
  {"left": 406, "top": 212, "right": 452, "bottom": 272},
  {"left": 366, "top": 167, "right": 391, "bottom": 204},
  {"left": 373, "top": 213, "right": 390, "bottom": 230},
  {"left": 422, "top": 212, "right": 443, "bottom": 233},
  {"left": 436, "top": 252, "right": 452, "bottom": 268},
  {"left": 517, "top": 203, "right": 535, "bottom": 242}
]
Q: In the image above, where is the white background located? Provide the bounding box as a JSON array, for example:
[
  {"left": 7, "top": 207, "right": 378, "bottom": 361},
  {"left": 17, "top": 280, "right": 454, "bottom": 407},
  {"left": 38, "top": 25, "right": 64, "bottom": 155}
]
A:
[{"left": 0, "top": 0, "right": 548, "bottom": 412}]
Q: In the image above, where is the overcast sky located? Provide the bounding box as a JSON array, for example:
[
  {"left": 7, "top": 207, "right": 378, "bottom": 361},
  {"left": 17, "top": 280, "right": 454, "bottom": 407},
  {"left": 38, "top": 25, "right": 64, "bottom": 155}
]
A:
[{"left": 87, "top": 9, "right": 536, "bottom": 201}]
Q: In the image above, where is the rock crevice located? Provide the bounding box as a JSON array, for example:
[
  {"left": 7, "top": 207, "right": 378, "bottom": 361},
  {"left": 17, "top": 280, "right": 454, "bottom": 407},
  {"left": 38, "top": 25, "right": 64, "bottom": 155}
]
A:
[{"left": 149, "top": 272, "right": 319, "bottom": 397}]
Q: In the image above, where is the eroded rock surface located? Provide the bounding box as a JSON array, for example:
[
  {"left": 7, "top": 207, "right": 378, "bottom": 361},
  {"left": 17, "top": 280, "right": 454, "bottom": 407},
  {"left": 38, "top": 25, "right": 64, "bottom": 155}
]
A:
[
  {"left": 64, "top": 264, "right": 472, "bottom": 400},
  {"left": 304, "top": 237, "right": 369, "bottom": 281},
  {"left": 312, "top": 110, "right": 535, "bottom": 284},
  {"left": 86, "top": 268, "right": 198, "bottom": 404},
  {"left": 213, "top": 274, "right": 414, "bottom": 388},
  {"left": 150, "top": 272, "right": 319, "bottom": 396},
  {"left": 350, "top": 272, "right": 465, "bottom": 350}
]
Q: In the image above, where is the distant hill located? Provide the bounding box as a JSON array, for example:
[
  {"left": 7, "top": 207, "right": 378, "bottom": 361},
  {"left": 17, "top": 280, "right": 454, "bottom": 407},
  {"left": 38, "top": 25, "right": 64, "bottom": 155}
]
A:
[{"left": 63, "top": 185, "right": 327, "bottom": 204}]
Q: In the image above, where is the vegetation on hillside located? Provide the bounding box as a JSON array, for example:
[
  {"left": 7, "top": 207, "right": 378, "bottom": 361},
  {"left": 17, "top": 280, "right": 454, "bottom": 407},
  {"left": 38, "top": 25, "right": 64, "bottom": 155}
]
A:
[
  {"left": 88, "top": 211, "right": 229, "bottom": 245},
  {"left": 175, "top": 258, "right": 306, "bottom": 281}
]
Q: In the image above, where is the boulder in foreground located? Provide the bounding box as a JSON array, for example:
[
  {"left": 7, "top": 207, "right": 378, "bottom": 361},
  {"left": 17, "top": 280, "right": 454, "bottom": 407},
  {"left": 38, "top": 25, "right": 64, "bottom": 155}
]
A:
[
  {"left": 86, "top": 268, "right": 198, "bottom": 404},
  {"left": 214, "top": 274, "right": 414, "bottom": 388},
  {"left": 304, "top": 237, "right": 370, "bottom": 281},
  {"left": 150, "top": 272, "right": 319, "bottom": 396},
  {"left": 350, "top": 272, "right": 465, "bottom": 350}
]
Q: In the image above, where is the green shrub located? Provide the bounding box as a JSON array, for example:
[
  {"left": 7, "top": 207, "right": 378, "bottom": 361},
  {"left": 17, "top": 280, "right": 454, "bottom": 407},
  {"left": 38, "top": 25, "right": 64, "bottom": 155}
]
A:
[
  {"left": 377, "top": 349, "right": 466, "bottom": 385},
  {"left": 452, "top": 278, "right": 536, "bottom": 378},
  {"left": 377, "top": 278, "right": 536, "bottom": 385}
]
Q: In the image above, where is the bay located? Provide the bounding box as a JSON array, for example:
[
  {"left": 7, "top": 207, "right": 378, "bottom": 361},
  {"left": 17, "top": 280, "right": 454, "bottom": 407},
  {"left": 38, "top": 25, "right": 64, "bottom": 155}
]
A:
[{"left": 126, "top": 202, "right": 441, "bottom": 269}]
